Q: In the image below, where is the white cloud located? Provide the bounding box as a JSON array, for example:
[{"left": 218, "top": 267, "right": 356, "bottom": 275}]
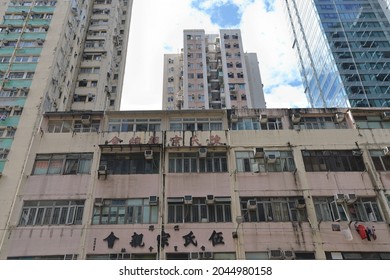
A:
[
  {"left": 121, "top": 0, "right": 309, "bottom": 110},
  {"left": 265, "top": 85, "right": 308, "bottom": 108}
]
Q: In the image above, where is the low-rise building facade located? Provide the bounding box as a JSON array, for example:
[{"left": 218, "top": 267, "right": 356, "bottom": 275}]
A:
[{"left": 1, "top": 107, "right": 390, "bottom": 260}]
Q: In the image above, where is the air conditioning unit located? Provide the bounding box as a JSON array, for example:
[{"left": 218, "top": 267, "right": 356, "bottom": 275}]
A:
[
  {"left": 189, "top": 252, "right": 200, "bottom": 260},
  {"left": 284, "top": 250, "right": 295, "bottom": 260},
  {"left": 335, "top": 112, "right": 345, "bottom": 123},
  {"left": 345, "top": 193, "right": 357, "bottom": 204},
  {"left": 266, "top": 154, "right": 278, "bottom": 164},
  {"left": 198, "top": 148, "right": 207, "bottom": 158},
  {"left": 334, "top": 193, "right": 346, "bottom": 203},
  {"left": 247, "top": 200, "right": 257, "bottom": 211},
  {"left": 254, "top": 147, "right": 264, "bottom": 158},
  {"left": 259, "top": 114, "right": 268, "bottom": 124},
  {"left": 383, "top": 146, "right": 390, "bottom": 156},
  {"left": 4, "top": 106, "right": 11, "bottom": 111},
  {"left": 6, "top": 126, "right": 14, "bottom": 131},
  {"left": 97, "top": 165, "right": 107, "bottom": 179},
  {"left": 81, "top": 114, "right": 91, "bottom": 125},
  {"left": 291, "top": 113, "right": 301, "bottom": 124},
  {"left": 252, "top": 163, "right": 260, "bottom": 173},
  {"left": 269, "top": 249, "right": 283, "bottom": 260},
  {"left": 231, "top": 114, "right": 238, "bottom": 122},
  {"left": 202, "top": 252, "right": 213, "bottom": 259},
  {"left": 94, "top": 198, "right": 104, "bottom": 207},
  {"left": 184, "top": 195, "right": 193, "bottom": 205},
  {"left": 14, "top": 106, "right": 21, "bottom": 111},
  {"left": 381, "top": 111, "right": 390, "bottom": 120},
  {"left": 296, "top": 198, "right": 306, "bottom": 209},
  {"left": 206, "top": 195, "right": 214, "bottom": 205},
  {"left": 144, "top": 150, "right": 153, "bottom": 160},
  {"left": 149, "top": 196, "right": 158, "bottom": 206},
  {"left": 352, "top": 149, "right": 362, "bottom": 156}
]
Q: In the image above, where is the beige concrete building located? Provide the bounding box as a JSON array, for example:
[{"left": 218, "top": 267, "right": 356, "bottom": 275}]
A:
[
  {"left": 162, "top": 29, "right": 266, "bottom": 111},
  {"left": 0, "top": 0, "right": 133, "bottom": 259},
  {"left": 1, "top": 107, "right": 390, "bottom": 259}
]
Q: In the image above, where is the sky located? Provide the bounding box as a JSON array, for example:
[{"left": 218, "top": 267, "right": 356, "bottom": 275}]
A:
[{"left": 121, "top": 0, "right": 309, "bottom": 110}]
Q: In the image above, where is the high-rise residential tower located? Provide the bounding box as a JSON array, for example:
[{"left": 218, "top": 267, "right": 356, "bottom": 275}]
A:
[
  {"left": 0, "top": 0, "right": 133, "bottom": 258},
  {"left": 284, "top": 0, "right": 390, "bottom": 108},
  {"left": 162, "top": 29, "right": 266, "bottom": 110}
]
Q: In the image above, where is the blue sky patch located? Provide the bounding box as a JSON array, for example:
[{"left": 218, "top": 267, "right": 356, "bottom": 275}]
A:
[
  {"left": 191, "top": 1, "right": 242, "bottom": 27},
  {"left": 264, "top": 0, "right": 276, "bottom": 12},
  {"left": 288, "top": 79, "right": 302, "bottom": 87}
]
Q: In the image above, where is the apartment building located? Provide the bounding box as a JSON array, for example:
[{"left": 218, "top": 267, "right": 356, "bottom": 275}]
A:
[
  {"left": 284, "top": 0, "right": 390, "bottom": 108},
  {"left": 162, "top": 29, "right": 266, "bottom": 110},
  {"left": 0, "top": 0, "right": 133, "bottom": 258},
  {"left": 1, "top": 107, "right": 390, "bottom": 260}
]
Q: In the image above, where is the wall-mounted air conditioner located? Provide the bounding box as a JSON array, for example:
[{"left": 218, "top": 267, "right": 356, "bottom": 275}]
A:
[
  {"left": 149, "top": 196, "right": 158, "bottom": 206},
  {"left": 98, "top": 165, "right": 107, "bottom": 180},
  {"left": 383, "top": 147, "right": 390, "bottom": 156},
  {"left": 266, "top": 153, "right": 278, "bottom": 164},
  {"left": 291, "top": 113, "right": 301, "bottom": 124},
  {"left": 259, "top": 114, "right": 268, "bottom": 124},
  {"left": 381, "top": 111, "right": 390, "bottom": 120},
  {"left": 231, "top": 114, "right": 238, "bottom": 122},
  {"left": 144, "top": 150, "right": 153, "bottom": 160},
  {"left": 189, "top": 252, "right": 200, "bottom": 260},
  {"left": 254, "top": 147, "right": 264, "bottom": 158},
  {"left": 296, "top": 198, "right": 306, "bottom": 209},
  {"left": 345, "top": 193, "right": 357, "bottom": 204},
  {"left": 335, "top": 112, "right": 345, "bottom": 123},
  {"left": 334, "top": 193, "right": 345, "bottom": 203},
  {"left": 352, "top": 149, "right": 362, "bottom": 156},
  {"left": 94, "top": 198, "right": 104, "bottom": 207},
  {"left": 284, "top": 250, "right": 295, "bottom": 260},
  {"left": 81, "top": 114, "right": 91, "bottom": 125},
  {"left": 247, "top": 200, "right": 257, "bottom": 211},
  {"left": 198, "top": 148, "right": 207, "bottom": 158},
  {"left": 184, "top": 195, "right": 193, "bottom": 205},
  {"left": 206, "top": 195, "right": 214, "bottom": 205},
  {"left": 269, "top": 249, "right": 283, "bottom": 260}
]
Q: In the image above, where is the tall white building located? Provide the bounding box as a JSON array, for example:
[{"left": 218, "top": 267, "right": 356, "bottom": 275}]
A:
[
  {"left": 0, "top": 0, "right": 133, "bottom": 258},
  {"left": 162, "top": 29, "right": 266, "bottom": 110}
]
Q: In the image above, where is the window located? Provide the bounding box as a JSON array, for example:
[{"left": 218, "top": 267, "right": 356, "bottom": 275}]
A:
[
  {"left": 354, "top": 116, "right": 390, "bottom": 129},
  {"left": 314, "top": 197, "right": 348, "bottom": 222},
  {"left": 108, "top": 118, "right": 161, "bottom": 132},
  {"left": 73, "top": 120, "right": 100, "bottom": 133},
  {"left": 296, "top": 116, "right": 347, "bottom": 129},
  {"left": 240, "top": 197, "right": 307, "bottom": 222},
  {"left": 92, "top": 198, "right": 158, "bottom": 225},
  {"left": 236, "top": 151, "right": 295, "bottom": 172},
  {"left": 32, "top": 153, "right": 93, "bottom": 175},
  {"left": 169, "top": 118, "right": 223, "bottom": 131},
  {"left": 47, "top": 120, "right": 72, "bottom": 133},
  {"left": 346, "top": 197, "right": 383, "bottom": 222},
  {"left": 168, "top": 197, "right": 232, "bottom": 223},
  {"left": 0, "top": 148, "right": 9, "bottom": 159},
  {"left": 169, "top": 152, "right": 228, "bottom": 173},
  {"left": 231, "top": 117, "right": 283, "bottom": 131},
  {"left": 236, "top": 151, "right": 255, "bottom": 172},
  {"left": 370, "top": 150, "right": 390, "bottom": 171},
  {"left": 19, "top": 200, "right": 84, "bottom": 226},
  {"left": 100, "top": 152, "right": 160, "bottom": 174},
  {"left": 302, "top": 150, "right": 365, "bottom": 172}
]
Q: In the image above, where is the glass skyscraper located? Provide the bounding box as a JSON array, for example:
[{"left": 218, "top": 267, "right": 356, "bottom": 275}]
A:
[{"left": 284, "top": 0, "right": 390, "bottom": 108}]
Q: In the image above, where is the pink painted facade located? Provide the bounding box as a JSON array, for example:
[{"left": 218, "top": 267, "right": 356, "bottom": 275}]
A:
[{"left": 2, "top": 108, "right": 390, "bottom": 260}]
